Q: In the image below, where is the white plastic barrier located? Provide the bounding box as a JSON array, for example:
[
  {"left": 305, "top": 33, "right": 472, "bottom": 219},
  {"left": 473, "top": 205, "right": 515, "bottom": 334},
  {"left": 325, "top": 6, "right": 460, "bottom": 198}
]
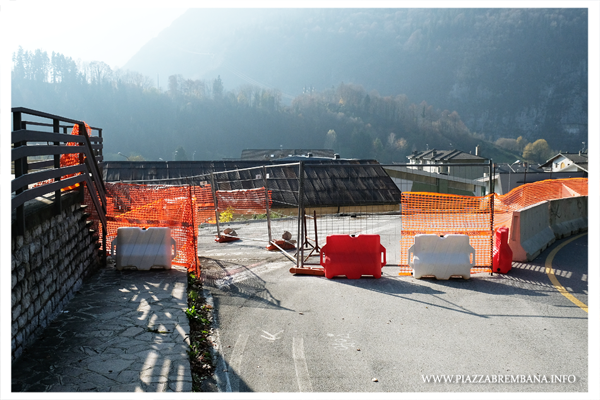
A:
[
  {"left": 111, "top": 227, "right": 177, "bottom": 270},
  {"left": 408, "top": 234, "right": 475, "bottom": 280}
]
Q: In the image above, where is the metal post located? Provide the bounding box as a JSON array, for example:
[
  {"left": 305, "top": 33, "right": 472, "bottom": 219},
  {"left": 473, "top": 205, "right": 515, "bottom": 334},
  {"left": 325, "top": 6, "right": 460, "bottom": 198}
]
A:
[
  {"left": 210, "top": 173, "right": 221, "bottom": 237},
  {"left": 53, "top": 118, "right": 62, "bottom": 215},
  {"left": 98, "top": 128, "right": 103, "bottom": 159},
  {"left": 13, "top": 111, "right": 26, "bottom": 236},
  {"left": 262, "top": 166, "right": 272, "bottom": 243},
  {"left": 296, "top": 162, "right": 305, "bottom": 269},
  {"left": 489, "top": 159, "right": 494, "bottom": 276}
]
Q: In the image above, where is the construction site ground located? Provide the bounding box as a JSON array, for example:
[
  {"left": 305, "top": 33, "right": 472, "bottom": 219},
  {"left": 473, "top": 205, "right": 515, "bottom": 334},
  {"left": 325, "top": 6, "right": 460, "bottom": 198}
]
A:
[{"left": 198, "top": 216, "right": 589, "bottom": 394}]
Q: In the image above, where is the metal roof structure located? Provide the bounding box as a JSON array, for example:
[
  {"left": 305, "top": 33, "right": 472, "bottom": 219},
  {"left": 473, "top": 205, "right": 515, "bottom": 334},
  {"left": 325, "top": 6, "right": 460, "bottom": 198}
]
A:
[
  {"left": 101, "top": 160, "right": 401, "bottom": 208},
  {"left": 406, "top": 148, "right": 488, "bottom": 163}
]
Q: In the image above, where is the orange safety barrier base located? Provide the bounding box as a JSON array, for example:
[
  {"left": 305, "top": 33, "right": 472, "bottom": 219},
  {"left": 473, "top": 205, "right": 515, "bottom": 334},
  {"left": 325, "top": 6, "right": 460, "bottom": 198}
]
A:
[
  {"left": 267, "top": 240, "right": 296, "bottom": 251},
  {"left": 215, "top": 235, "right": 241, "bottom": 243},
  {"left": 289, "top": 266, "right": 325, "bottom": 276}
]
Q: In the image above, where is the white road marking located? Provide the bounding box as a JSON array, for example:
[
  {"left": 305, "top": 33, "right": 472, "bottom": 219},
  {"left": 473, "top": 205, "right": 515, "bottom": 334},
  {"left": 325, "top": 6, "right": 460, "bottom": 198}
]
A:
[
  {"left": 228, "top": 333, "right": 249, "bottom": 392},
  {"left": 292, "top": 337, "right": 313, "bottom": 392},
  {"left": 261, "top": 330, "right": 283, "bottom": 341}
]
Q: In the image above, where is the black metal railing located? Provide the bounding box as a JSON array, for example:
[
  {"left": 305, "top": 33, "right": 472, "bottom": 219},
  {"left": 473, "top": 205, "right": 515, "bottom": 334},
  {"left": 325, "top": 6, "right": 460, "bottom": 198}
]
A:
[{"left": 11, "top": 107, "right": 107, "bottom": 255}]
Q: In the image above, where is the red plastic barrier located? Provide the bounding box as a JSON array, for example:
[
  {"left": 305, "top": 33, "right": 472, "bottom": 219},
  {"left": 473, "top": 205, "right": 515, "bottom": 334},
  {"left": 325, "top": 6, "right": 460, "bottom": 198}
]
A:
[
  {"left": 320, "top": 235, "right": 386, "bottom": 279},
  {"left": 493, "top": 227, "right": 513, "bottom": 274}
]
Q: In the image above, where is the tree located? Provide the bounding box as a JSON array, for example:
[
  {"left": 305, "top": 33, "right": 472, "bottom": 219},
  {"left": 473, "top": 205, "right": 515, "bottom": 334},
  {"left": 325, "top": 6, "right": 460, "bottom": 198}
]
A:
[
  {"left": 522, "top": 139, "right": 552, "bottom": 163},
  {"left": 324, "top": 129, "right": 337, "bottom": 148},
  {"left": 88, "top": 61, "right": 112, "bottom": 85},
  {"left": 516, "top": 136, "right": 529, "bottom": 151},
  {"left": 174, "top": 146, "right": 188, "bottom": 161},
  {"left": 212, "top": 75, "right": 223, "bottom": 99}
]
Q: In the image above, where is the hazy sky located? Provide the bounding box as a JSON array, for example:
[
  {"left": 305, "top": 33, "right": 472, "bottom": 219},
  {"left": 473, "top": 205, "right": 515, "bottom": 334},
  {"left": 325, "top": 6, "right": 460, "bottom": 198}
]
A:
[{"left": 4, "top": 0, "right": 188, "bottom": 70}]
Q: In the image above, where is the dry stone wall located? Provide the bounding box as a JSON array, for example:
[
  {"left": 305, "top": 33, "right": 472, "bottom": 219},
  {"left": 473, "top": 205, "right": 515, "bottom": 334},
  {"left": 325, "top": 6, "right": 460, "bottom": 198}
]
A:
[{"left": 11, "top": 200, "right": 101, "bottom": 362}]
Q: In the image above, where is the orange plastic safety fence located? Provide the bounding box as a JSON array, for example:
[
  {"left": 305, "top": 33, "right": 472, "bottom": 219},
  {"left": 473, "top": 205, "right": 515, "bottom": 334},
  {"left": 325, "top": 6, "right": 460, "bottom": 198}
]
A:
[
  {"left": 216, "top": 188, "right": 272, "bottom": 214},
  {"left": 33, "top": 122, "right": 90, "bottom": 189},
  {"left": 193, "top": 185, "right": 217, "bottom": 224},
  {"left": 61, "top": 122, "right": 90, "bottom": 191},
  {"left": 98, "top": 182, "right": 200, "bottom": 273},
  {"left": 493, "top": 178, "right": 588, "bottom": 230},
  {"left": 400, "top": 192, "right": 493, "bottom": 272},
  {"left": 398, "top": 178, "right": 588, "bottom": 274}
]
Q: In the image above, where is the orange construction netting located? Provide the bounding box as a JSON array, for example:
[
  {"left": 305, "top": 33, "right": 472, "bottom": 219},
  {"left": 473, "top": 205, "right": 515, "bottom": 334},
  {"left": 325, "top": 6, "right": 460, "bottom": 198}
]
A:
[
  {"left": 399, "top": 177, "right": 588, "bottom": 274},
  {"left": 85, "top": 183, "right": 274, "bottom": 274},
  {"left": 100, "top": 182, "right": 200, "bottom": 274},
  {"left": 400, "top": 192, "right": 494, "bottom": 273},
  {"left": 493, "top": 178, "right": 588, "bottom": 230},
  {"left": 61, "top": 122, "right": 90, "bottom": 191},
  {"left": 216, "top": 188, "right": 273, "bottom": 216},
  {"left": 33, "top": 122, "right": 90, "bottom": 190}
]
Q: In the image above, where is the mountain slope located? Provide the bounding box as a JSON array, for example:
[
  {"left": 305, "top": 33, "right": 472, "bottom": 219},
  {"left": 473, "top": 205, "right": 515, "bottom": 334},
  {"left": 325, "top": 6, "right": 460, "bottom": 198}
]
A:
[{"left": 124, "top": 8, "right": 588, "bottom": 152}]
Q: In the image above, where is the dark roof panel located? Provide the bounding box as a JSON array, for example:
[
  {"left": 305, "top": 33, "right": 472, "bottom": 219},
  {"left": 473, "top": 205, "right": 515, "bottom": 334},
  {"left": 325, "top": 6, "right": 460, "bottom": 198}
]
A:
[{"left": 102, "top": 160, "right": 401, "bottom": 208}]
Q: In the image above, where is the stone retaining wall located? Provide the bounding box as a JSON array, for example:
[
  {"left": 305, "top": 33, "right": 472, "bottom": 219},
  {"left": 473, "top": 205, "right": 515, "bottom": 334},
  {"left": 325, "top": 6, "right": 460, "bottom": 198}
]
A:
[{"left": 11, "top": 194, "right": 101, "bottom": 362}]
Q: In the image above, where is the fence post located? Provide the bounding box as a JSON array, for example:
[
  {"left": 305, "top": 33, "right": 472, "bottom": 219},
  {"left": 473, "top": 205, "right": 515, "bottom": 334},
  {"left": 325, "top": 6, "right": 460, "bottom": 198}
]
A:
[
  {"left": 53, "top": 118, "right": 62, "bottom": 216},
  {"left": 490, "top": 159, "right": 495, "bottom": 275},
  {"left": 210, "top": 173, "right": 221, "bottom": 237},
  {"left": 13, "top": 111, "right": 26, "bottom": 236},
  {"left": 296, "top": 162, "right": 305, "bottom": 269},
  {"left": 262, "top": 166, "right": 272, "bottom": 243}
]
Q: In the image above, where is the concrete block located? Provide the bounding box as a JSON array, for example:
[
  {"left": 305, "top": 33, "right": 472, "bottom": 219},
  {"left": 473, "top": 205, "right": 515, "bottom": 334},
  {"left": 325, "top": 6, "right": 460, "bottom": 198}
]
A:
[
  {"left": 509, "top": 201, "right": 553, "bottom": 262},
  {"left": 549, "top": 196, "right": 588, "bottom": 238}
]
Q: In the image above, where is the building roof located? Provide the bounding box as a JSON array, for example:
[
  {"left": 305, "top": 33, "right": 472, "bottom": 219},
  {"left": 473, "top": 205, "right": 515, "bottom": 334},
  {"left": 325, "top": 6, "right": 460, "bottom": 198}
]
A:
[
  {"left": 101, "top": 160, "right": 401, "bottom": 208},
  {"left": 540, "top": 152, "right": 588, "bottom": 172},
  {"left": 407, "top": 149, "right": 487, "bottom": 162}
]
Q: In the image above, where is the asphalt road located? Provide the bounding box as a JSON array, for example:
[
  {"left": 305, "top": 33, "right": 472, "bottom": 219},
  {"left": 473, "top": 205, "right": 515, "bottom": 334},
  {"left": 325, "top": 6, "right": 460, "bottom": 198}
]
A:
[{"left": 199, "top": 221, "right": 588, "bottom": 394}]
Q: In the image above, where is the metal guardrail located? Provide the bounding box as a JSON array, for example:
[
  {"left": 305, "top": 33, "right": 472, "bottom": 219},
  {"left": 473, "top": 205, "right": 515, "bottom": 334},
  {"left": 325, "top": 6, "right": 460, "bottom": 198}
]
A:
[{"left": 11, "top": 107, "right": 107, "bottom": 256}]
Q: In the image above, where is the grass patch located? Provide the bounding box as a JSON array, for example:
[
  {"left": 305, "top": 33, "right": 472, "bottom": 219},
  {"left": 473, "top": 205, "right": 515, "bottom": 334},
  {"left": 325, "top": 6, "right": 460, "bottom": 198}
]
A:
[{"left": 186, "top": 271, "right": 215, "bottom": 391}]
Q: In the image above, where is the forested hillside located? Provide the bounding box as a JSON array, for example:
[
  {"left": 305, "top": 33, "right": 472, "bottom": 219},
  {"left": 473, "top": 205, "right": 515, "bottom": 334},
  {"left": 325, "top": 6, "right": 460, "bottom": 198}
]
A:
[
  {"left": 125, "top": 8, "right": 588, "bottom": 153},
  {"left": 12, "top": 47, "right": 524, "bottom": 163}
]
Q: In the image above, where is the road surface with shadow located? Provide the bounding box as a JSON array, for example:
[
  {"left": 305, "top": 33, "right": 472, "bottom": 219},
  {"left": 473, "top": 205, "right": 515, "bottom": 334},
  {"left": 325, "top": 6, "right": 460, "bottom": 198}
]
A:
[{"left": 202, "top": 233, "right": 588, "bottom": 393}]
